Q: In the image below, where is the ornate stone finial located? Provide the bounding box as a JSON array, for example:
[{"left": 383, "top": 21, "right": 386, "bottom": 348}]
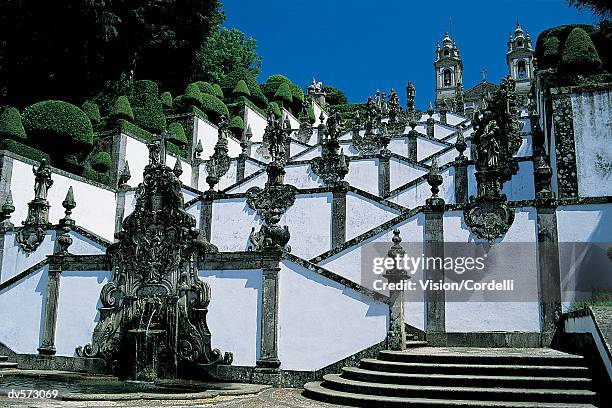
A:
[
  {"left": 193, "top": 139, "right": 204, "bottom": 160},
  {"left": 16, "top": 159, "right": 54, "bottom": 251},
  {"left": 173, "top": 159, "right": 183, "bottom": 178},
  {"left": 0, "top": 191, "right": 15, "bottom": 232},
  {"left": 205, "top": 124, "right": 231, "bottom": 191},
  {"left": 60, "top": 186, "right": 76, "bottom": 227},
  {"left": 57, "top": 187, "right": 76, "bottom": 255},
  {"left": 455, "top": 125, "right": 468, "bottom": 162},
  {"left": 118, "top": 161, "right": 131, "bottom": 188},
  {"left": 426, "top": 158, "right": 443, "bottom": 200},
  {"left": 387, "top": 229, "right": 406, "bottom": 260},
  {"left": 427, "top": 101, "right": 434, "bottom": 117}
]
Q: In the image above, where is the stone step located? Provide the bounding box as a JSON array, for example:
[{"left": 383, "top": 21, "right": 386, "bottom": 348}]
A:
[
  {"left": 341, "top": 366, "right": 594, "bottom": 389},
  {"left": 0, "top": 361, "right": 18, "bottom": 370},
  {"left": 378, "top": 350, "right": 588, "bottom": 367},
  {"left": 0, "top": 355, "right": 8, "bottom": 362},
  {"left": 405, "top": 340, "right": 429, "bottom": 348},
  {"left": 303, "top": 382, "right": 597, "bottom": 408},
  {"left": 321, "top": 374, "right": 597, "bottom": 404},
  {"left": 359, "top": 358, "right": 590, "bottom": 377}
]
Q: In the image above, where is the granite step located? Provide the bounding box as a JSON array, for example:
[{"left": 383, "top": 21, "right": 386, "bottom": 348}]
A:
[
  {"left": 341, "top": 366, "right": 594, "bottom": 389},
  {"left": 378, "top": 350, "right": 589, "bottom": 367},
  {"left": 359, "top": 358, "right": 590, "bottom": 377},
  {"left": 0, "top": 361, "right": 18, "bottom": 370},
  {"left": 303, "top": 382, "right": 597, "bottom": 408},
  {"left": 0, "top": 356, "right": 7, "bottom": 362},
  {"left": 405, "top": 340, "right": 428, "bottom": 348},
  {"left": 321, "top": 374, "right": 597, "bottom": 404}
]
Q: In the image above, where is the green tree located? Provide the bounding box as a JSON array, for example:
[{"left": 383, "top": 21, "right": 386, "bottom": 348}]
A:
[
  {"left": 193, "top": 28, "right": 262, "bottom": 85},
  {"left": 0, "top": 0, "right": 224, "bottom": 107},
  {"left": 568, "top": 0, "right": 612, "bottom": 19},
  {"left": 322, "top": 85, "right": 348, "bottom": 106}
]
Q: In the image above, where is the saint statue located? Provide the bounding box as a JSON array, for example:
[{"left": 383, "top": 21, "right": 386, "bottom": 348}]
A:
[{"left": 33, "top": 159, "right": 53, "bottom": 201}]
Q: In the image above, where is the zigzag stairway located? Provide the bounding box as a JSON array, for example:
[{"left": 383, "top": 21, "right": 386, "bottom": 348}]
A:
[{"left": 304, "top": 340, "right": 602, "bottom": 407}]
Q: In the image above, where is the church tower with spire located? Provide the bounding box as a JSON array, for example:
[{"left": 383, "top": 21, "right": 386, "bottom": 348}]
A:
[
  {"left": 434, "top": 32, "right": 463, "bottom": 111},
  {"left": 507, "top": 21, "right": 535, "bottom": 98}
]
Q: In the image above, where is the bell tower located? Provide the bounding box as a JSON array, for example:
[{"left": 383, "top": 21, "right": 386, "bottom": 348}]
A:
[
  {"left": 506, "top": 21, "right": 534, "bottom": 96},
  {"left": 434, "top": 32, "right": 463, "bottom": 110}
]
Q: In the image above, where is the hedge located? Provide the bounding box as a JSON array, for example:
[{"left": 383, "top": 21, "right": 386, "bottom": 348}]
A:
[
  {"left": 110, "top": 96, "right": 134, "bottom": 122},
  {"left": 233, "top": 79, "right": 251, "bottom": 97},
  {"left": 129, "top": 80, "right": 159, "bottom": 107},
  {"left": 201, "top": 93, "right": 229, "bottom": 121},
  {"left": 82, "top": 101, "right": 101, "bottom": 124},
  {"left": 560, "top": 27, "right": 602, "bottom": 74},
  {"left": 535, "top": 24, "right": 597, "bottom": 70},
  {"left": 290, "top": 83, "right": 305, "bottom": 103},
  {"left": 132, "top": 94, "right": 167, "bottom": 134},
  {"left": 160, "top": 91, "right": 173, "bottom": 109},
  {"left": 0, "top": 138, "right": 50, "bottom": 162},
  {"left": 167, "top": 122, "right": 188, "bottom": 146},
  {"left": 261, "top": 74, "right": 291, "bottom": 99},
  {"left": 166, "top": 141, "right": 187, "bottom": 159},
  {"left": 212, "top": 84, "right": 224, "bottom": 99},
  {"left": 119, "top": 119, "right": 154, "bottom": 142},
  {"left": 0, "top": 107, "right": 26, "bottom": 140},
  {"left": 184, "top": 83, "right": 204, "bottom": 106},
  {"left": 274, "top": 82, "right": 293, "bottom": 106},
  {"left": 221, "top": 67, "right": 268, "bottom": 108},
  {"left": 229, "top": 116, "right": 244, "bottom": 134},
  {"left": 269, "top": 102, "right": 282, "bottom": 118},
  {"left": 542, "top": 37, "right": 561, "bottom": 67},
  {"left": 194, "top": 81, "right": 216, "bottom": 96},
  {"left": 22, "top": 100, "right": 94, "bottom": 160},
  {"left": 91, "top": 151, "right": 112, "bottom": 173},
  {"left": 82, "top": 167, "right": 112, "bottom": 186},
  {"left": 190, "top": 105, "right": 208, "bottom": 121}
]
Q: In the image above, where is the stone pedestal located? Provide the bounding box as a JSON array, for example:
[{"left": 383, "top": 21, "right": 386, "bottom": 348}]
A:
[
  {"left": 331, "top": 186, "right": 347, "bottom": 248},
  {"left": 454, "top": 158, "right": 468, "bottom": 204},
  {"left": 378, "top": 153, "right": 390, "bottom": 197},
  {"left": 257, "top": 263, "right": 281, "bottom": 370},
  {"left": 424, "top": 198, "right": 446, "bottom": 346},
  {"left": 38, "top": 260, "right": 62, "bottom": 355}
]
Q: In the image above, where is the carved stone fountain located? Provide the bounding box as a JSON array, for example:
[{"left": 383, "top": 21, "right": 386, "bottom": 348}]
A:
[{"left": 77, "top": 138, "right": 232, "bottom": 380}]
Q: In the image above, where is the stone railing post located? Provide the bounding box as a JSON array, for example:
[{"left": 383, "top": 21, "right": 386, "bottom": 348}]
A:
[
  {"left": 38, "top": 257, "right": 62, "bottom": 355},
  {"left": 114, "top": 161, "right": 131, "bottom": 236},
  {"left": 454, "top": 127, "right": 469, "bottom": 204},
  {"left": 200, "top": 191, "right": 214, "bottom": 242},
  {"left": 378, "top": 151, "right": 391, "bottom": 197},
  {"left": 423, "top": 161, "right": 446, "bottom": 345},
  {"left": 254, "top": 252, "right": 283, "bottom": 385},
  {"left": 331, "top": 183, "right": 348, "bottom": 248},
  {"left": 384, "top": 230, "right": 408, "bottom": 351}
]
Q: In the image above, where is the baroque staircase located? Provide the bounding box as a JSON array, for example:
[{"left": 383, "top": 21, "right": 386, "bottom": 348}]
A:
[
  {"left": 304, "top": 343, "right": 601, "bottom": 407},
  {"left": 0, "top": 355, "right": 17, "bottom": 371}
]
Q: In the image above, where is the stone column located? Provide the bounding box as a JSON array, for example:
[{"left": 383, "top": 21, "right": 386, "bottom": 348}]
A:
[
  {"left": 454, "top": 127, "right": 469, "bottom": 204},
  {"left": 331, "top": 184, "right": 347, "bottom": 248},
  {"left": 114, "top": 162, "right": 131, "bottom": 236},
  {"left": 254, "top": 254, "right": 282, "bottom": 385},
  {"left": 38, "top": 258, "right": 62, "bottom": 355},
  {"left": 407, "top": 126, "right": 418, "bottom": 162},
  {"left": 384, "top": 230, "right": 408, "bottom": 351},
  {"left": 423, "top": 163, "right": 446, "bottom": 345},
  {"left": 236, "top": 154, "right": 246, "bottom": 183},
  {"left": 200, "top": 192, "right": 214, "bottom": 242},
  {"left": 378, "top": 151, "right": 391, "bottom": 197}
]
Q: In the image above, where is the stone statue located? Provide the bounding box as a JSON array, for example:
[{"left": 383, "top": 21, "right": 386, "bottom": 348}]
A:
[{"left": 33, "top": 159, "right": 53, "bottom": 201}]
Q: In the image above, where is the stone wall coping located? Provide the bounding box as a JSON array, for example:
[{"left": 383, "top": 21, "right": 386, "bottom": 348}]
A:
[{"left": 551, "top": 82, "right": 612, "bottom": 96}]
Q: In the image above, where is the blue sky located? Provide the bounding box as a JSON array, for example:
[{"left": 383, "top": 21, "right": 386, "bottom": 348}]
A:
[{"left": 222, "top": 0, "right": 598, "bottom": 108}]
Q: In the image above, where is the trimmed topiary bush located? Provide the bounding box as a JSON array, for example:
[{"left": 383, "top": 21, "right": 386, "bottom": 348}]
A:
[
  {"left": 261, "top": 74, "right": 291, "bottom": 99},
  {"left": 561, "top": 27, "right": 602, "bottom": 74},
  {"left": 542, "top": 37, "right": 561, "bottom": 67},
  {"left": 194, "top": 81, "right": 216, "bottom": 96},
  {"left": 82, "top": 101, "right": 101, "bottom": 124},
  {"left": 269, "top": 102, "right": 282, "bottom": 118},
  {"left": 290, "top": 83, "right": 305, "bottom": 103},
  {"left": 0, "top": 139, "right": 50, "bottom": 162},
  {"left": 0, "top": 107, "right": 26, "bottom": 141},
  {"left": 201, "top": 93, "right": 229, "bottom": 122},
  {"left": 83, "top": 167, "right": 112, "bottom": 186},
  {"left": 91, "top": 151, "right": 112, "bottom": 173},
  {"left": 184, "top": 83, "right": 204, "bottom": 107},
  {"left": 274, "top": 82, "right": 293, "bottom": 106},
  {"left": 221, "top": 67, "right": 268, "bottom": 108},
  {"left": 160, "top": 91, "right": 173, "bottom": 109},
  {"left": 212, "top": 84, "right": 224, "bottom": 99},
  {"left": 110, "top": 96, "right": 134, "bottom": 122},
  {"left": 167, "top": 122, "right": 188, "bottom": 146},
  {"left": 229, "top": 116, "right": 244, "bottom": 135},
  {"left": 233, "top": 80, "right": 251, "bottom": 97},
  {"left": 129, "top": 80, "right": 166, "bottom": 134},
  {"left": 22, "top": 100, "right": 94, "bottom": 163}
]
